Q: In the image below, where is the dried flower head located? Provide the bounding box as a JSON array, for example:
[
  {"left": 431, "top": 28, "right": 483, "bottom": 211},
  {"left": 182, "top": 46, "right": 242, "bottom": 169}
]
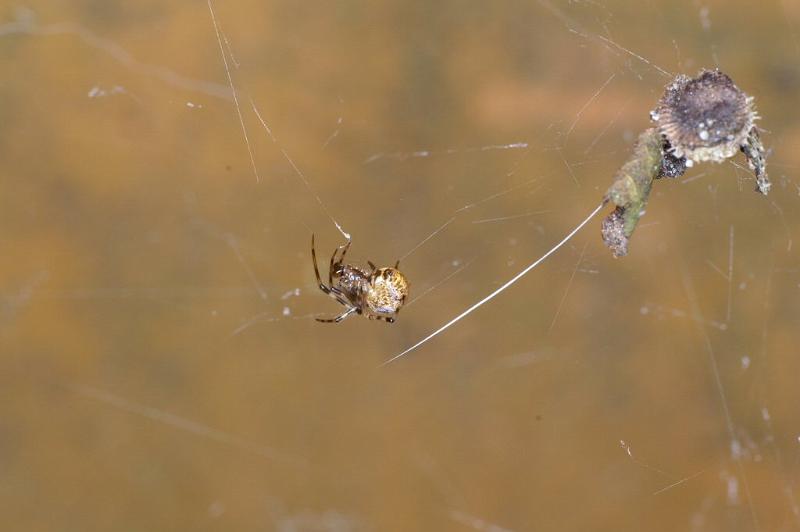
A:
[
  {"left": 602, "top": 69, "right": 770, "bottom": 257},
  {"left": 652, "top": 69, "right": 756, "bottom": 165}
]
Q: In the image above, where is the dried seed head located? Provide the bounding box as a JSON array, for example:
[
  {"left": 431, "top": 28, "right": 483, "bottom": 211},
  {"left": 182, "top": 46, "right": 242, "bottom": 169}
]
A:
[{"left": 652, "top": 69, "right": 756, "bottom": 165}]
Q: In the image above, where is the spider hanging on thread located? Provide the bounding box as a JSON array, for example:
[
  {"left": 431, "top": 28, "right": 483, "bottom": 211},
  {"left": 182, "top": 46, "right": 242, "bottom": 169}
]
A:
[{"left": 312, "top": 235, "right": 409, "bottom": 323}]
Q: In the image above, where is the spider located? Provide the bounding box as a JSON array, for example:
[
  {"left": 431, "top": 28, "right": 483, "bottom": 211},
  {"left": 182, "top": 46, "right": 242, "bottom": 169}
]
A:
[{"left": 311, "top": 235, "right": 409, "bottom": 323}]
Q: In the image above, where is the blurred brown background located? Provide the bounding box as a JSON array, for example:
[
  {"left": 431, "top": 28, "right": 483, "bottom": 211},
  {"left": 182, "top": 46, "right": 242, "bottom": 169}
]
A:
[{"left": 1, "top": 1, "right": 799, "bottom": 530}]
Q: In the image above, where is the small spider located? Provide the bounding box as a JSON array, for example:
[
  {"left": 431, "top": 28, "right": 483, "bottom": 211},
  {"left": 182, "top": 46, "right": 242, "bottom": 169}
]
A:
[{"left": 311, "top": 235, "right": 409, "bottom": 323}]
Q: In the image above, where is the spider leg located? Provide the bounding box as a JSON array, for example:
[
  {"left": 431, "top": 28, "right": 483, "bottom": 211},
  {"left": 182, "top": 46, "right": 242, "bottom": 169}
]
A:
[
  {"left": 394, "top": 259, "right": 400, "bottom": 269},
  {"left": 323, "top": 284, "right": 355, "bottom": 308},
  {"left": 316, "top": 306, "right": 359, "bottom": 323},
  {"left": 329, "top": 240, "right": 351, "bottom": 286},
  {"left": 368, "top": 261, "right": 377, "bottom": 271},
  {"left": 311, "top": 233, "right": 333, "bottom": 293},
  {"left": 313, "top": 234, "right": 352, "bottom": 304}
]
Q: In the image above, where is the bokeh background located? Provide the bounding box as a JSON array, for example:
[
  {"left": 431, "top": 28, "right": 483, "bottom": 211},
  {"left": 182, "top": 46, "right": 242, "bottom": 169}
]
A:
[{"left": 1, "top": 1, "right": 799, "bottom": 530}]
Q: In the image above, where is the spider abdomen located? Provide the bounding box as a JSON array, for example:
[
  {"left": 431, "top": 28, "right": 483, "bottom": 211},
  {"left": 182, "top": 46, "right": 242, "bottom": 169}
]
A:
[
  {"left": 365, "top": 268, "right": 409, "bottom": 316},
  {"left": 312, "top": 235, "right": 408, "bottom": 324}
]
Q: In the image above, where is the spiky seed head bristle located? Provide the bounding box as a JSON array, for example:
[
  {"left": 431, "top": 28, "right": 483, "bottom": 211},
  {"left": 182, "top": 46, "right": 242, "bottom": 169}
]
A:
[{"left": 651, "top": 69, "right": 756, "bottom": 164}]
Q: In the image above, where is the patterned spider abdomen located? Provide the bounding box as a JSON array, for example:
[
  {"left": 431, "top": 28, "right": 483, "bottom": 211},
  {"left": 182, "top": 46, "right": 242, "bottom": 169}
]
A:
[{"left": 366, "top": 268, "right": 409, "bottom": 317}]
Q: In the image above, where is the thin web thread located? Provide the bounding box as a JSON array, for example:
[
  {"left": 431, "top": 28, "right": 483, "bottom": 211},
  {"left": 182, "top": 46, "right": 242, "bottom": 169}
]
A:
[
  {"left": 380, "top": 202, "right": 605, "bottom": 367},
  {"left": 249, "top": 98, "right": 350, "bottom": 241},
  {"left": 206, "top": 0, "right": 260, "bottom": 183}
]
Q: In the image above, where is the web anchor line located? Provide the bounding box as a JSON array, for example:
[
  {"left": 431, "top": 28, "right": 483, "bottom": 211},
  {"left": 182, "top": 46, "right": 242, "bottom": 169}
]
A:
[
  {"left": 248, "top": 99, "right": 350, "bottom": 241},
  {"left": 207, "top": 0, "right": 350, "bottom": 240},
  {"left": 380, "top": 202, "right": 605, "bottom": 367}
]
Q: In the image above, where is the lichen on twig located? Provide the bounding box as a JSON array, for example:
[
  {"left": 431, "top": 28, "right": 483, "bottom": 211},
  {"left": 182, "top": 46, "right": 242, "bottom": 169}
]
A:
[{"left": 601, "top": 128, "right": 664, "bottom": 257}]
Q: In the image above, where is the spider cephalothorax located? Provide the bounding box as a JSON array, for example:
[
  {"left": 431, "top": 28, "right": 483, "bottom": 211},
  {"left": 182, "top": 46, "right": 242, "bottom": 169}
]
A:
[{"left": 312, "top": 235, "right": 408, "bottom": 323}]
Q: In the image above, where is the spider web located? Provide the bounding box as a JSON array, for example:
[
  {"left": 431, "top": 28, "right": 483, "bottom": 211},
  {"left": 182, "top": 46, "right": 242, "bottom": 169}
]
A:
[{"left": 1, "top": 1, "right": 799, "bottom": 530}]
